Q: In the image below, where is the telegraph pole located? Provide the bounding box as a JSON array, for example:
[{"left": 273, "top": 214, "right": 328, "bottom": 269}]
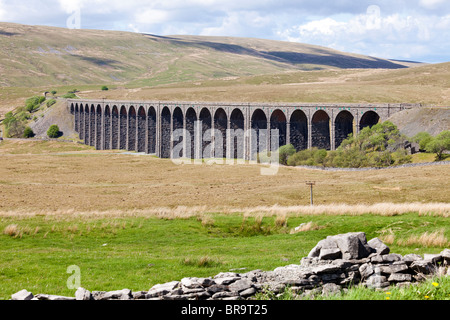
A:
[{"left": 305, "top": 181, "right": 315, "bottom": 206}]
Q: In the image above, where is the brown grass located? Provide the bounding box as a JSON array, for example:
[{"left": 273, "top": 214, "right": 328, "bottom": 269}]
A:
[
  {"left": 397, "top": 229, "right": 449, "bottom": 247},
  {"left": 0, "top": 146, "right": 448, "bottom": 214}
]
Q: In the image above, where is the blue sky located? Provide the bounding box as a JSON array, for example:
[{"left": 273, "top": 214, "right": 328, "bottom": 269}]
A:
[{"left": 0, "top": 0, "right": 449, "bottom": 63}]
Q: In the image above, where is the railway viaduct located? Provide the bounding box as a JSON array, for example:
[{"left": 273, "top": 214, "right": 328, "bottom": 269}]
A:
[{"left": 67, "top": 99, "right": 420, "bottom": 160}]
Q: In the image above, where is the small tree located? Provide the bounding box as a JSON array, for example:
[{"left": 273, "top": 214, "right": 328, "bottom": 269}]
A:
[
  {"left": 47, "top": 125, "right": 60, "bottom": 138},
  {"left": 101, "top": 85, "right": 109, "bottom": 91},
  {"left": 425, "top": 131, "right": 450, "bottom": 160},
  {"left": 23, "top": 126, "right": 34, "bottom": 138},
  {"left": 413, "top": 131, "right": 433, "bottom": 151}
]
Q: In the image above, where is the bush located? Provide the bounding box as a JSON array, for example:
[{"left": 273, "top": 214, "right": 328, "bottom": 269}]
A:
[
  {"left": 23, "top": 126, "right": 34, "bottom": 138},
  {"left": 62, "top": 93, "right": 77, "bottom": 99},
  {"left": 47, "top": 125, "right": 61, "bottom": 138},
  {"left": 413, "top": 132, "right": 433, "bottom": 151},
  {"left": 101, "top": 85, "right": 109, "bottom": 91},
  {"left": 46, "top": 99, "right": 56, "bottom": 108},
  {"left": 425, "top": 130, "right": 450, "bottom": 160},
  {"left": 25, "top": 96, "right": 45, "bottom": 113}
]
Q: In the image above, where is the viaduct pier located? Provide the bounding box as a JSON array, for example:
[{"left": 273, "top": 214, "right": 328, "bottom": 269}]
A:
[{"left": 68, "top": 99, "right": 420, "bottom": 160}]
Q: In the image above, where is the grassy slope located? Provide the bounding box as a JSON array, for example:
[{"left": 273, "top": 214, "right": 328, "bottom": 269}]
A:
[{"left": 0, "top": 21, "right": 424, "bottom": 119}]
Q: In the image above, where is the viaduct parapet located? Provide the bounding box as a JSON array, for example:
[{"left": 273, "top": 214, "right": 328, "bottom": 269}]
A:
[{"left": 67, "top": 99, "right": 421, "bottom": 160}]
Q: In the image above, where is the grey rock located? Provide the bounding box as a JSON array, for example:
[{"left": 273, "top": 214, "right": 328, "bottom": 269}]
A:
[
  {"left": 75, "top": 287, "right": 92, "bottom": 300},
  {"left": 319, "top": 248, "right": 342, "bottom": 260},
  {"left": 228, "top": 279, "right": 253, "bottom": 293},
  {"left": 368, "top": 238, "right": 390, "bottom": 255},
  {"left": 181, "top": 277, "right": 203, "bottom": 289},
  {"left": 311, "top": 264, "right": 343, "bottom": 274},
  {"left": 11, "top": 289, "right": 34, "bottom": 301},
  {"left": 132, "top": 291, "right": 148, "bottom": 299},
  {"left": 101, "top": 289, "right": 132, "bottom": 300},
  {"left": 214, "top": 277, "right": 240, "bottom": 285},
  {"left": 402, "top": 254, "right": 422, "bottom": 264},
  {"left": 424, "top": 254, "right": 442, "bottom": 264},
  {"left": 388, "top": 273, "right": 412, "bottom": 282},
  {"left": 383, "top": 254, "right": 403, "bottom": 263},
  {"left": 332, "top": 232, "right": 373, "bottom": 260},
  {"left": 309, "top": 232, "right": 372, "bottom": 260},
  {"left": 212, "top": 291, "right": 239, "bottom": 300},
  {"left": 148, "top": 281, "right": 180, "bottom": 297},
  {"left": 441, "top": 249, "right": 450, "bottom": 261},
  {"left": 322, "top": 283, "right": 342, "bottom": 296},
  {"left": 370, "top": 255, "right": 384, "bottom": 263},
  {"left": 359, "top": 263, "right": 375, "bottom": 279},
  {"left": 206, "top": 284, "right": 229, "bottom": 295},
  {"left": 379, "top": 262, "right": 408, "bottom": 274},
  {"left": 411, "top": 260, "right": 435, "bottom": 274},
  {"left": 282, "top": 279, "right": 313, "bottom": 287},
  {"left": 366, "top": 275, "right": 390, "bottom": 289},
  {"left": 240, "top": 287, "right": 257, "bottom": 297},
  {"left": 35, "top": 294, "right": 75, "bottom": 301}
]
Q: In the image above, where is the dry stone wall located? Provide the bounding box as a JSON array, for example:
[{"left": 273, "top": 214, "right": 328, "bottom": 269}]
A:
[{"left": 11, "top": 232, "right": 449, "bottom": 300}]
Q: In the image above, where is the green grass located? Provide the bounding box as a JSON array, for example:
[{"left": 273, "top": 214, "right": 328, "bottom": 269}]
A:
[
  {"left": 257, "top": 276, "right": 450, "bottom": 300},
  {"left": 0, "top": 212, "right": 448, "bottom": 300}
]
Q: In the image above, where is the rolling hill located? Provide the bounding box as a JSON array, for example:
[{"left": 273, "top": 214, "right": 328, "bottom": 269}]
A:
[{"left": 0, "top": 22, "right": 413, "bottom": 88}]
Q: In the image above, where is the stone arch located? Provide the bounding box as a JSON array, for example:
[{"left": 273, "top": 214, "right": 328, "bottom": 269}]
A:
[
  {"left": 111, "top": 106, "right": 119, "bottom": 150},
  {"left": 230, "top": 108, "right": 245, "bottom": 159},
  {"left": 137, "top": 106, "right": 146, "bottom": 152},
  {"left": 270, "top": 109, "right": 287, "bottom": 151},
  {"left": 147, "top": 106, "right": 156, "bottom": 154},
  {"left": 161, "top": 107, "right": 171, "bottom": 158},
  {"left": 119, "top": 106, "right": 127, "bottom": 150},
  {"left": 214, "top": 108, "right": 227, "bottom": 159},
  {"left": 128, "top": 106, "right": 137, "bottom": 151},
  {"left": 104, "top": 106, "right": 111, "bottom": 150},
  {"left": 251, "top": 109, "right": 268, "bottom": 160},
  {"left": 185, "top": 107, "right": 197, "bottom": 159},
  {"left": 79, "top": 104, "right": 85, "bottom": 141},
  {"left": 312, "top": 110, "right": 330, "bottom": 150},
  {"left": 172, "top": 107, "right": 184, "bottom": 158},
  {"left": 290, "top": 109, "right": 307, "bottom": 151},
  {"left": 89, "top": 105, "right": 96, "bottom": 147},
  {"left": 360, "top": 111, "right": 380, "bottom": 131},
  {"left": 335, "top": 110, "right": 354, "bottom": 148},
  {"left": 95, "top": 105, "right": 102, "bottom": 149},
  {"left": 74, "top": 104, "right": 79, "bottom": 133},
  {"left": 199, "top": 108, "right": 212, "bottom": 159}
]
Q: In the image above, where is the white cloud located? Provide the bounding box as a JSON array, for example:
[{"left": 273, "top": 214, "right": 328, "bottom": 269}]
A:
[
  {"left": 277, "top": 6, "right": 450, "bottom": 61},
  {"left": 419, "top": 0, "right": 446, "bottom": 9}
]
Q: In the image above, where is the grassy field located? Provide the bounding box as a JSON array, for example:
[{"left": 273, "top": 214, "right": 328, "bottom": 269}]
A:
[
  {"left": 0, "top": 140, "right": 449, "bottom": 300},
  {"left": 1, "top": 140, "right": 449, "bottom": 212},
  {"left": 0, "top": 211, "right": 449, "bottom": 300}
]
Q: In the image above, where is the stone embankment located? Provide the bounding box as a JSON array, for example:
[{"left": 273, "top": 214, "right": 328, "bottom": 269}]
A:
[{"left": 11, "top": 232, "right": 450, "bottom": 300}]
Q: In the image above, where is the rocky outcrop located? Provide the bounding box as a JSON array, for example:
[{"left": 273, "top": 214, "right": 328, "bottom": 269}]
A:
[{"left": 11, "top": 232, "right": 450, "bottom": 300}]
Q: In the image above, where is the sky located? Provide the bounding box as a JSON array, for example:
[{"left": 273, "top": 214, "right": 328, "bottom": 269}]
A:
[{"left": 0, "top": 0, "right": 449, "bottom": 63}]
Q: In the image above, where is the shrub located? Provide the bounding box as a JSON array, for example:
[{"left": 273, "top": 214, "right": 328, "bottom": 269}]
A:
[
  {"left": 25, "top": 96, "right": 46, "bottom": 113},
  {"left": 278, "top": 144, "right": 296, "bottom": 165},
  {"left": 46, "top": 99, "right": 56, "bottom": 108},
  {"left": 62, "top": 93, "right": 77, "bottom": 99},
  {"left": 51, "top": 90, "right": 57, "bottom": 95},
  {"left": 101, "top": 85, "right": 109, "bottom": 91},
  {"left": 23, "top": 126, "right": 34, "bottom": 138},
  {"left": 47, "top": 125, "right": 61, "bottom": 138},
  {"left": 413, "top": 131, "right": 433, "bottom": 151},
  {"left": 425, "top": 130, "right": 450, "bottom": 160}
]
